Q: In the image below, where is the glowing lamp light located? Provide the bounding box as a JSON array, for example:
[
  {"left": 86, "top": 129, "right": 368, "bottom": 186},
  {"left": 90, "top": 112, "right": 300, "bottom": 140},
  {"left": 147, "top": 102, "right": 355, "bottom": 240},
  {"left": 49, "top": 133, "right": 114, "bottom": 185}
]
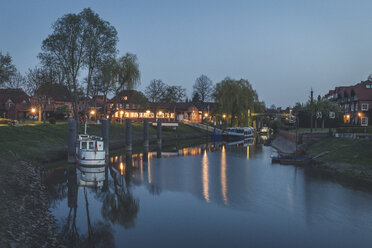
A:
[
  {"left": 31, "top": 108, "right": 36, "bottom": 113},
  {"left": 90, "top": 110, "right": 96, "bottom": 115},
  {"left": 146, "top": 110, "right": 151, "bottom": 114},
  {"left": 204, "top": 113, "right": 209, "bottom": 117},
  {"left": 358, "top": 112, "right": 362, "bottom": 117},
  {"left": 158, "top": 111, "right": 163, "bottom": 115},
  {"left": 120, "top": 110, "right": 124, "bottom": 115},
  {"left": 222, "top": 114, "right": 226, "bottom": 119}
]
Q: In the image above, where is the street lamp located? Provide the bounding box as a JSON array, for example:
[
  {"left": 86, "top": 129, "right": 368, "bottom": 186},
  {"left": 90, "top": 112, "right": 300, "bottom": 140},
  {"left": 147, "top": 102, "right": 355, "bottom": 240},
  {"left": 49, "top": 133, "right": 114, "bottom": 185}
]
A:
[{"left": 31, "top": 108, "right": 36, "bottom": 114}]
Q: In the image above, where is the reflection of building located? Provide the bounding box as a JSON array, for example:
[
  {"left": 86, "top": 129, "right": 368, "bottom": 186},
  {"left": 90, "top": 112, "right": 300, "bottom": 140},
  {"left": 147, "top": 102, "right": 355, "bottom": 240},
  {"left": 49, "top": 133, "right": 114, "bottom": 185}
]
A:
[{"left": 325, "top": 80, "right": 372, "bottom": 126}]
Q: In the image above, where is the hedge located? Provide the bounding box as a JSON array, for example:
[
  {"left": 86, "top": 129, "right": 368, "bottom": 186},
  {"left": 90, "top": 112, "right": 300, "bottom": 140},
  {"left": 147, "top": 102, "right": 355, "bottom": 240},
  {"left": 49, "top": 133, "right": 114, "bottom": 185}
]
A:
[{"left": 336, "top": 126, "right": 372, "bottom": 134}]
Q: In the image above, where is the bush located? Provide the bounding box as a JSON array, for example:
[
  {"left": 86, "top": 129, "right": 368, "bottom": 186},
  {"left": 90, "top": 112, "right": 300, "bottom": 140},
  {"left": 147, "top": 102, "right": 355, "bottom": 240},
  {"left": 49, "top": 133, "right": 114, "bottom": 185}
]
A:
[
  {"left": 48, "top": 117, "right": 56, "bottom": 124},
  {"left": 0, "top": 118, "right": 12, "bottom": 124},
  {"left": 336, "top": 126, "right": 372, "bottom": 134}
]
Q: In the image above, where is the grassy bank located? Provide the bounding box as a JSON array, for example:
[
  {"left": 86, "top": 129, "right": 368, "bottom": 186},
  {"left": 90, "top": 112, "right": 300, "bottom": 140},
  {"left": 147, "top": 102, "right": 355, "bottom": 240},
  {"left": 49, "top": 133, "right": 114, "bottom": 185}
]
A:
[
  {"left": 302, "top": 136, "right": 372, "bottom": 167},
  {"left": 0, "top": 122, "right": 205, "bottom": 170}
]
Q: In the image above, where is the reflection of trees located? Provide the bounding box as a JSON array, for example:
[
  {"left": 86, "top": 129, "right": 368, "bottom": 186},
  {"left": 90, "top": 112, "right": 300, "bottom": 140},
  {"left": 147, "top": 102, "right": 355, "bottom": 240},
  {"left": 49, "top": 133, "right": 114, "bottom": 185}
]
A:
[
  {"left": 60, "top": 166, "right": 115, "bottom": 247},
  {"left": 42, "top": 167, "right": 69, "bottom": 207},
  {"left": 101, "top": 164, "right": 139, "bottom": 229}
]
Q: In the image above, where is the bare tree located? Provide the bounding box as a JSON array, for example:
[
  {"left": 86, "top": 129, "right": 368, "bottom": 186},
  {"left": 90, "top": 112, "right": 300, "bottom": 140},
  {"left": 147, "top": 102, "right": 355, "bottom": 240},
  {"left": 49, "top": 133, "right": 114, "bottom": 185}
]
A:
[
  {"left": 5, "top": 72, "right": 26, "bottom": 89},
  {"left": 193, "top": 75, "right": 214, "bottom": 102},
  {"left": 145, "top": 79, "right": 167, "bottom": 102}
]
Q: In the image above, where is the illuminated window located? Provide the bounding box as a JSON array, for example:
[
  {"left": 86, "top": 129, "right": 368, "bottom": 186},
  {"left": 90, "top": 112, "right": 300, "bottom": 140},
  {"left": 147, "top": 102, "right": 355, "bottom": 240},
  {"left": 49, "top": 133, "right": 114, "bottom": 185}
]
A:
[
  {"left": 170, "top": 113, "right": 175, "bottom": 118},
  {"left": 125, "top": 112, "right": 129, "bottom": 117}
]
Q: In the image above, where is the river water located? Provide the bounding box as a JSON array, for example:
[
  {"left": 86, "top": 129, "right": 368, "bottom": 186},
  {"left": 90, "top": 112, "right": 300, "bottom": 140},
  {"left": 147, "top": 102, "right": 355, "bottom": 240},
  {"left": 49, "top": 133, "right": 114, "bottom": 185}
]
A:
[{"left": 43, "top": 136, "right": 372, "bottom": 248}]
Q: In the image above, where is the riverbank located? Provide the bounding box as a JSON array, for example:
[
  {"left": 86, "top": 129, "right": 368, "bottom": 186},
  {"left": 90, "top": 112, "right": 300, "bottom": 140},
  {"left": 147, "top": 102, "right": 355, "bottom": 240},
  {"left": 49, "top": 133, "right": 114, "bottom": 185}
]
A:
[
  {"left": 0, "top": 160, "right": 60, "bottom": 247},
  {"left": 0, "top": 122, "right": 205, "bottom": 246},
  {"left": 302, "top": 136, "right": 372, "bottom": 186},
  {"left": 272, "top": 132, "right": 372, "bottom": 186}
]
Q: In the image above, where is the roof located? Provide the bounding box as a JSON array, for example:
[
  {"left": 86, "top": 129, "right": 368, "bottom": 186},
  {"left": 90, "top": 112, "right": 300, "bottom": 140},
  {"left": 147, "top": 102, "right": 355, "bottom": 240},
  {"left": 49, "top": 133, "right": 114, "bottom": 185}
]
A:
[
  {"left": 147, "top": 102, "right": 196, "bottom": 111},
  {"left": 0, "top": 88, "right": 30, "bottom": 104},
  {"left": 35, "top": 84, "right": 72, "bottom": 102},
  {"left": 109, "top": 90, "right": 148, "bottom": 104}
]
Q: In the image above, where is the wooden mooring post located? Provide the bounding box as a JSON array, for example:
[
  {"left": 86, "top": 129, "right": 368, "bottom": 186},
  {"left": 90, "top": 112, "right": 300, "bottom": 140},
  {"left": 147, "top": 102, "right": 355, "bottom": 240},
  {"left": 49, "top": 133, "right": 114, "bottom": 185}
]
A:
[
  {"left": 68, "top": 118, "right": 77, "bottom": 163},
  {"left": 125, "top": 119, "right": 132, "bottom": 152},
  {"left": 101, "top": 118, "right": 109, "bottom": 155}
]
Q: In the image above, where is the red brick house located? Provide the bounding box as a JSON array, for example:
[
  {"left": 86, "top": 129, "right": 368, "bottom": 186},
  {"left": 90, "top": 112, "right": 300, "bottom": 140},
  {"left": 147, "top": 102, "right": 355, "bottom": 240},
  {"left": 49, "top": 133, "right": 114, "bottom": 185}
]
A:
[
  {"left": 0, "top": 88, "right": 31, "bottom": 120},
  {"left": 325, "top": 80, "right": 372, "bottom": 126},
  {"left": 30, "top": 84, "right": 73, "bottom": 119}
]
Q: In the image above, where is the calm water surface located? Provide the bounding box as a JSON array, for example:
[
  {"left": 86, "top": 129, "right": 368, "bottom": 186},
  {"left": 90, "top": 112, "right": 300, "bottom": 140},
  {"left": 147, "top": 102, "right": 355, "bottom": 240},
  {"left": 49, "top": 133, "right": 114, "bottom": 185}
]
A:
[{"left": 44, "top": 137, "right": 372, "bottom": 248}]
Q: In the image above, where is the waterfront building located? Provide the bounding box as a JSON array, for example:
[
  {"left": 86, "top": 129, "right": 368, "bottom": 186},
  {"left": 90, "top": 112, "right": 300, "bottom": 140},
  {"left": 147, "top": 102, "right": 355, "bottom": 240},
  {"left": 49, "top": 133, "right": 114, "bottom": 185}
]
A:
[{"left": 324, "top": 80, "right": 372, "bottom": 126}]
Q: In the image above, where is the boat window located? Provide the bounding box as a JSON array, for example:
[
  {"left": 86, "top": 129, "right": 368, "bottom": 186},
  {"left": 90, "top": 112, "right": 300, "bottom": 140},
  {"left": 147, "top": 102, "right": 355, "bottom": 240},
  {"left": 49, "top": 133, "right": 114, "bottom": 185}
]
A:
[
  {"left": 81, "top": 142, "right": 87, "bottom": 150},
  {"left": 89, "top": 142, "right": 94, "bottom": 150}
]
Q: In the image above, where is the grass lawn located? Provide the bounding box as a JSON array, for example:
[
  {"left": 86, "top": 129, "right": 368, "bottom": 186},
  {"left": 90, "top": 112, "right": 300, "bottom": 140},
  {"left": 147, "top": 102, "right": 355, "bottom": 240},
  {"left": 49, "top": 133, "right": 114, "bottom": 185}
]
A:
[
  {"left": 0, "top": 122, "right": 203, "bottom": 165},
  {"left": 303, "top": 136, "right": 372, "bottom": 167}
]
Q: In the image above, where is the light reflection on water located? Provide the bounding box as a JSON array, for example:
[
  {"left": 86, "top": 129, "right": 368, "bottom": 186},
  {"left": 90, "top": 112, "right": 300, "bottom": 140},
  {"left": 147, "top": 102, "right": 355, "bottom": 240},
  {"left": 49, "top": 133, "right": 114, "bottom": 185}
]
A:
[{"left": 42, "top": 136, "right": 372, "bottom": 248}]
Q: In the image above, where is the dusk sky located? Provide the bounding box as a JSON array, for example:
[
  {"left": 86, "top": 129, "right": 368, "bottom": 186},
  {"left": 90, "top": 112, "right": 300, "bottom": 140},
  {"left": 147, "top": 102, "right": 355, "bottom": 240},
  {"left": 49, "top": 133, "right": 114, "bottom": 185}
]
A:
[{"left": 1, "top": 0, "right": 372, "bottom": 107}]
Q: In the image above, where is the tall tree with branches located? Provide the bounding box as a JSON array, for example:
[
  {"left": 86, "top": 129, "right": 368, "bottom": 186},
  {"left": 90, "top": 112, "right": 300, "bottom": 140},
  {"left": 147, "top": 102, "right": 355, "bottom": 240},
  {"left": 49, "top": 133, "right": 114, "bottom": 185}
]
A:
[
  {"left": 193, "top": 75, "right": 214, "bottom": 102},
  {"left": 145, "top": 79, "right": 167, "bottom": 102},
  {"left": 0, "top": 52, "right": 17, "bottom": 86},
  {"left": 39, "top": 8, "right": 118, "bottom": 126}
]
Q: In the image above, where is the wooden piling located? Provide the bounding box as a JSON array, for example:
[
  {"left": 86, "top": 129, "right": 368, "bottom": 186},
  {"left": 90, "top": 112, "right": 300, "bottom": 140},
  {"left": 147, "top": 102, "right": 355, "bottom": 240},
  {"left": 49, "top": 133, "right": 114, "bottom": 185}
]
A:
[
  {"left": 68, "top": 118, "right": 77, "bottom": 163},
  {"left": 126, "top": 119, "right": 132, "bottom": 152},
  {"left": 101, "top": 118, "right": 109, "bottom": 155},
  {"left": 144, "top": 119, "right": 149, "bottom": 148}
]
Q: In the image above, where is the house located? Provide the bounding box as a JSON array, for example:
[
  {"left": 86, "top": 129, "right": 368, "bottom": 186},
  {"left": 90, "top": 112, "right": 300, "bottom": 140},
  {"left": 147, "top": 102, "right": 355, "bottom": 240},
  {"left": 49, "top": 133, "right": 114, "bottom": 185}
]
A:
[
  {"left": 325, "top": 80, "right": 372, "bottom": 126},
  {"left": 30, "top": 83, "right": 73, "bottom": 118},
  {"left": 106, "top": 90, "right": 202, "bottom": 123},
  {"left": 0, "top": 88, "right": 31, "bottom": 119}
]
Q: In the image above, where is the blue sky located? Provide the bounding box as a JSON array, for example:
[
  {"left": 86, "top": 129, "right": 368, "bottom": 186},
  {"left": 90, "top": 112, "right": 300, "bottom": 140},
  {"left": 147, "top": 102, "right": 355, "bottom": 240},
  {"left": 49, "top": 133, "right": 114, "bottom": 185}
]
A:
[{"left": 1, "top": 0, "right": 372, "bottom": 107}]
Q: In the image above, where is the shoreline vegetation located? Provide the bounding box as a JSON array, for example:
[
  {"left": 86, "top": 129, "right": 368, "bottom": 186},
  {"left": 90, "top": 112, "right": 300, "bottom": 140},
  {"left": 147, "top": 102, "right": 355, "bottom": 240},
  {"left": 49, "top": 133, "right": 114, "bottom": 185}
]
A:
[
  {"left": 272, "top": 131, "right": 372, "bottom": 187},
  {"left": 0, "top": 122, "right": 206, "bottom": 247}
]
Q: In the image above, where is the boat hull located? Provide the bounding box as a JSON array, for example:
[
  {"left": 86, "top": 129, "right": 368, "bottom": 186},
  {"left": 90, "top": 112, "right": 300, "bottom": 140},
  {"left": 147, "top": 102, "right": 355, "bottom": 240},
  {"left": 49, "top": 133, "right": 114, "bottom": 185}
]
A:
[{"left": 76, "top": 150, "right": 106, "bottom": 166}]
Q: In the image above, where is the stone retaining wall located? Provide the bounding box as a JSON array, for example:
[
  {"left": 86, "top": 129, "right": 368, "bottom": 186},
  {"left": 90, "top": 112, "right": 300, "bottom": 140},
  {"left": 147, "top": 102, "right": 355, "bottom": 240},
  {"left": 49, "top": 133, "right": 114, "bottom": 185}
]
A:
[{"left": 278, "top": 130, "right": 330, "bottom": 144}]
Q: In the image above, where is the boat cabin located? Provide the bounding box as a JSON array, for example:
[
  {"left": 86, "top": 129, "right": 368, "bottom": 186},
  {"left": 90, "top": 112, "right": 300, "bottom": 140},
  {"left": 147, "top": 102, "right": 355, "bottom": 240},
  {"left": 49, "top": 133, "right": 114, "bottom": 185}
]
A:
[{"left": 77, "top": 135, "right": 104, "bottom": 151}]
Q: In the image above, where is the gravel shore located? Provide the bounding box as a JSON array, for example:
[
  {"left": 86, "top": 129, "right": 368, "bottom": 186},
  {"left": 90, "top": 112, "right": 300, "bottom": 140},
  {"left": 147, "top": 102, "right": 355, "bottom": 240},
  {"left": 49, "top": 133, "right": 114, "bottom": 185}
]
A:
[{"left": 0, "top": 160, "right": 61, "bottom": 248}]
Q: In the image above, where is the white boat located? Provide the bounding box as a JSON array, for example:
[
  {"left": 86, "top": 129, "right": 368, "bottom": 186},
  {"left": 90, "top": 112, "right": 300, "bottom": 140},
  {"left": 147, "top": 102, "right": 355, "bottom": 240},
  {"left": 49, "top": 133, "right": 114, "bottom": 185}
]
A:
[
  {"left": 75, "top": 134, "right": 106, "bottom": 166},
  {"left": 225, "top": 127, "right": 254, "bottom": 140}
]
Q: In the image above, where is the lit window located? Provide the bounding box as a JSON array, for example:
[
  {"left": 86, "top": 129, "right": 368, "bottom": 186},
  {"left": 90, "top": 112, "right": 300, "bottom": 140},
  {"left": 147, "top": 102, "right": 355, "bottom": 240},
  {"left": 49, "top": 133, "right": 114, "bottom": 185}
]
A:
[{"left": 362, "top": 104, "right": 369, "bottom": 111}]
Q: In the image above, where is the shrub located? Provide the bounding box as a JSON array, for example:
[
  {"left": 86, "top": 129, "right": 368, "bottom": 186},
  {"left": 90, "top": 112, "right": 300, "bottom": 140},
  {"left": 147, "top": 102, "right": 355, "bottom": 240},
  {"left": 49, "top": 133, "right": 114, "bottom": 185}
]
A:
[{"left": 48, "top": 117, "right": 56, "bottom": 124}]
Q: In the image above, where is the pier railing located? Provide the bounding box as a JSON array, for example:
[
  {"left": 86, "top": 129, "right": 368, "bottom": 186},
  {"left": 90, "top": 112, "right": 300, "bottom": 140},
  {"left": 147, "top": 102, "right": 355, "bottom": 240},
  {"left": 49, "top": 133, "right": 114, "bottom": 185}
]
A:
[{"left": 183, "top": 119, "right": 223, "bottom": 134}]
